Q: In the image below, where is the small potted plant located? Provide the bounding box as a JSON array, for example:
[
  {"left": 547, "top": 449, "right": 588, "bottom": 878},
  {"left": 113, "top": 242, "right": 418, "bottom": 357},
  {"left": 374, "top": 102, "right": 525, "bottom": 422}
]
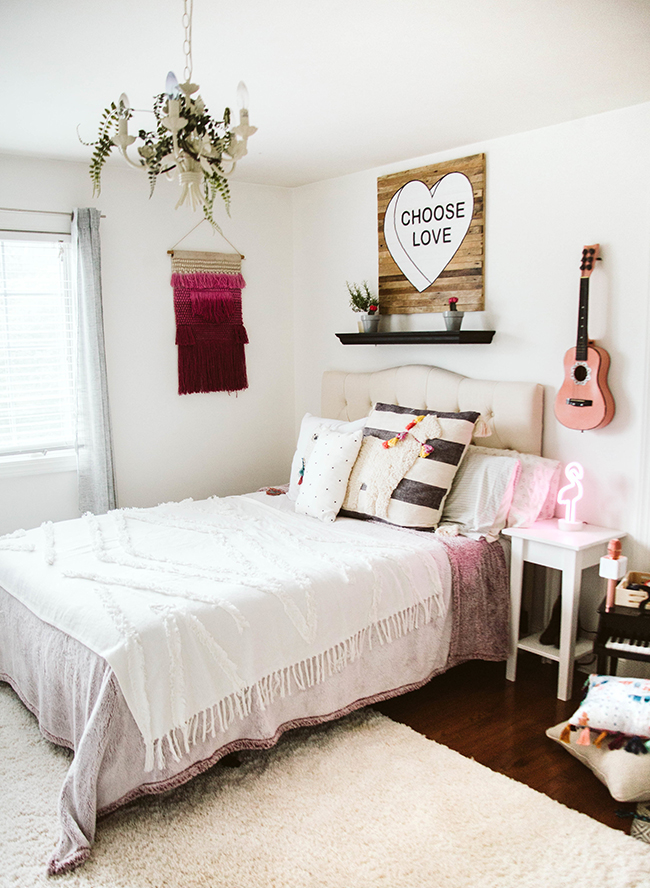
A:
[
  {"left": 443, "top": 297, "right": 464, "bottom": 332},
  {"left": 347, "top": 281, "right": 379, "bottom": 333}
]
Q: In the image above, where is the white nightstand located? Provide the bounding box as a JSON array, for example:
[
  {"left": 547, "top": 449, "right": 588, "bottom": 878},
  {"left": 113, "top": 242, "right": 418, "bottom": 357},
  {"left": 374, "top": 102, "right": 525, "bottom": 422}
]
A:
[{"left": 502, "top": 520, "right": 626, "bottom": 701}]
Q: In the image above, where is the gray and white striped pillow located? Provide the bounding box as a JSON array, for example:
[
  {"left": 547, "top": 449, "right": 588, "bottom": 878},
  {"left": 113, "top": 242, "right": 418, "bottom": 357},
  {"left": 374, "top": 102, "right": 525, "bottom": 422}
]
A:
[{"left": 341, "top": 402, "right": 479, "bottom": 529}]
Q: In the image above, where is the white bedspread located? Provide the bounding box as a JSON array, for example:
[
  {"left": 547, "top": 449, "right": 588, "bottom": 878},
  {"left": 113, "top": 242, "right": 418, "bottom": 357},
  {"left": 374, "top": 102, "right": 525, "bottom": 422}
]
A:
[{"left": 0, "top": 493, "right": 448, "bottom": 771}]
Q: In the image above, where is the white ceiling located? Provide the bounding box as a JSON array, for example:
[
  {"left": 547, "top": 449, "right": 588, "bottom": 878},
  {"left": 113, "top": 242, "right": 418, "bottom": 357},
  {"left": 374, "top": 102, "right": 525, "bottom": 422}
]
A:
[{"left": 3, "top": 0, "right": 650, "bottom": 188}]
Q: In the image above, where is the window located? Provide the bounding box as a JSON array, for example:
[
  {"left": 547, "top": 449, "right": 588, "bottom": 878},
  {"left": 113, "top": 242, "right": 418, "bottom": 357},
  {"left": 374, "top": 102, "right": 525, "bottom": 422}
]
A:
[{"left": 0, "top": 236, "right": 76, "bottom": 472}]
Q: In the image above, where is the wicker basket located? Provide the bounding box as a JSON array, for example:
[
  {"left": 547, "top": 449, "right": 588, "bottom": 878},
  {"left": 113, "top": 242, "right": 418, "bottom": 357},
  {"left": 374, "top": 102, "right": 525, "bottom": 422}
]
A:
[{"left": 631, "top": 801, "right": 650, "bottom": 844}]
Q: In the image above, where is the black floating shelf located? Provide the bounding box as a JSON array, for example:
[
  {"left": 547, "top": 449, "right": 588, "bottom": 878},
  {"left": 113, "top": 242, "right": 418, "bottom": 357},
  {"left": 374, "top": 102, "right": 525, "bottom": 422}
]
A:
[{"left": 335, "top": 330, "right": 495, "bottom": 345}]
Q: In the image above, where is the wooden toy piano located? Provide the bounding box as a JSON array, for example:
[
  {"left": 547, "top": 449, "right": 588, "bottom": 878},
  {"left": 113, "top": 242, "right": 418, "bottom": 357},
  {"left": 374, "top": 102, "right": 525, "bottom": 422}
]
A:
[{"left": 595, "top": 598, "right": 650, "bottom": 675}]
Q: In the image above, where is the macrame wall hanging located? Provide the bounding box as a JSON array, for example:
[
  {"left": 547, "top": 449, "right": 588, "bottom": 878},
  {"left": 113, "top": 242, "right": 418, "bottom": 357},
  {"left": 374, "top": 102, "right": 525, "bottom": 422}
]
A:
[{"left": 170, "top": 250, "right": 248, "bottom": 395}]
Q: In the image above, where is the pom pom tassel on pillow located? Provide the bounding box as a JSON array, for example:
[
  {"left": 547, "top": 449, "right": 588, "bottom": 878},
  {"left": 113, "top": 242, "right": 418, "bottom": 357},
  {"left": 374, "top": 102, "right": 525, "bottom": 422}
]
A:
[{"left": 473, "top": 414, "right": 493, "bottom": 438}]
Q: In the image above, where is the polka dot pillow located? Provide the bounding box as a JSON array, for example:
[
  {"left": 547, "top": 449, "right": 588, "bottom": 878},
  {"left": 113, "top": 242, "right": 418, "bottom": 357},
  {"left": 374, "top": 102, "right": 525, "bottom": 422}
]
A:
[
  {"left": 294, "top": 426, "right": 364, "bottom": 522},
  {"left": 569, "top": 675, "right": 650, "bottom": 739},
  {"left": 287, "top": 413, "right": 367, "bottom": 502}
]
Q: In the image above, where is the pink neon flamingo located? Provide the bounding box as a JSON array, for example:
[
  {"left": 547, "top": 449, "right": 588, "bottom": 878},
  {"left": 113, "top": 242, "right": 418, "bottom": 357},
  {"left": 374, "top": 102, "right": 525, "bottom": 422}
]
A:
[{"left": 557, "top": 462, "right": 584, "bottom": 524}]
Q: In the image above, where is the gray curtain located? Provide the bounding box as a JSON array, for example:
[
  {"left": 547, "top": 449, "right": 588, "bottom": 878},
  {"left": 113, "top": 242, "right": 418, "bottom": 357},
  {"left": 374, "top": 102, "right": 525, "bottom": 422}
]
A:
[{"left": 72, "top": 208, "right": 117, "bottom": 514}]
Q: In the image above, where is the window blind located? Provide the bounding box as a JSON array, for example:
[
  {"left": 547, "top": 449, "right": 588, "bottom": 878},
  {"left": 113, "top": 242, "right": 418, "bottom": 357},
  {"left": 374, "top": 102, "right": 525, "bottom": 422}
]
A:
[{"left": 0, "top": 238, "right": 75, "bottom": 457}]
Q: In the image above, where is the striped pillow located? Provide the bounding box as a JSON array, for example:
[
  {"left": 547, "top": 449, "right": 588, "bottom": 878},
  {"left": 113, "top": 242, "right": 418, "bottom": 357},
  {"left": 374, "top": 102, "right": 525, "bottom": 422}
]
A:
[
  {"left": 441, "top": 447, "right": 521, "bottom": 540},
  {"left": 342, "top": 402, "right": 479, "bottom": 529}
]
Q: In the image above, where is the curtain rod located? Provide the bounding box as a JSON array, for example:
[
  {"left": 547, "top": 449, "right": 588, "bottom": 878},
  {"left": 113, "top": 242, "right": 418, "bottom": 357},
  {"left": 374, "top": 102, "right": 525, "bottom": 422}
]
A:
[
  {"left": 0, "top": 227, "right": 71, "bottom": 236},
  {"left": 0, "top": 207, "right": 106, "bottom": 219}
]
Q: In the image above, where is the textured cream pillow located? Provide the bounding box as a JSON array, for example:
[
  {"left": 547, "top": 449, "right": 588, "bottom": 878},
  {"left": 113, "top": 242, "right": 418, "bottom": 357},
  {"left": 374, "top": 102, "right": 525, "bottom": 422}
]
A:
[
  {"left": 294, "top": 427, "right": 363, "bottom": 522},
  {"left": 547, "top": 720, "right": 650, "bottom": 802}
]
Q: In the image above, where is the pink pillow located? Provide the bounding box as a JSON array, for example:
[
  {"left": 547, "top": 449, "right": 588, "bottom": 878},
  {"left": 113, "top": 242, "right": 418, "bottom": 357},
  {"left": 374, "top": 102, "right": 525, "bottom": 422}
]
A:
[{"left": 471, "top": 445, "right": 561, "bottom": 526}]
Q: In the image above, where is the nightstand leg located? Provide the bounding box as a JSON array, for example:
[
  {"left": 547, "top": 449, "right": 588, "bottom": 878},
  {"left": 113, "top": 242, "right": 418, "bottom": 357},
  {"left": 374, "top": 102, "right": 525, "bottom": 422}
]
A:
[
  {"left": 557, "top": 551, "right": 583, "bottom": 701},
  {"left": 506, "top": 538, "right": 525, "bottom": 683}
]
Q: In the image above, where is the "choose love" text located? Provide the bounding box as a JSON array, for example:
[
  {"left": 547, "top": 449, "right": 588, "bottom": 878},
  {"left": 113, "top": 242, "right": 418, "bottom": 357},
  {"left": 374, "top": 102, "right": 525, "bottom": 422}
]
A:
[{"left": 400, "top": 202, "right": 466, "bottom": 247}]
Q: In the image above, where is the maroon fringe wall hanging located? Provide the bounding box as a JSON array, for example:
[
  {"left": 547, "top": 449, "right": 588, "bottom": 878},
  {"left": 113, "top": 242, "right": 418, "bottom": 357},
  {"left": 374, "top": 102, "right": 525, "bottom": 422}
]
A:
[{"left": 170, "top": 250, "right": 248, "bottom": 395}]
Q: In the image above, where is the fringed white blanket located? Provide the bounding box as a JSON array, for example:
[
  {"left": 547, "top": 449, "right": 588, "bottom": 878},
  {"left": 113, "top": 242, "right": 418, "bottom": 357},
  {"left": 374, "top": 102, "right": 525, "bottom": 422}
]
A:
[{"left": 0, "top": 494, "right": 446, "bottom": 772}]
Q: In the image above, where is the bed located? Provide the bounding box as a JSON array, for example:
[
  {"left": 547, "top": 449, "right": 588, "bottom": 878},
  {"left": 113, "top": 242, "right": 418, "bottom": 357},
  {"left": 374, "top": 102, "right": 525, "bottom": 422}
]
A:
[{"left": 0, "top": 364, "right": 550, "bottom": 875}]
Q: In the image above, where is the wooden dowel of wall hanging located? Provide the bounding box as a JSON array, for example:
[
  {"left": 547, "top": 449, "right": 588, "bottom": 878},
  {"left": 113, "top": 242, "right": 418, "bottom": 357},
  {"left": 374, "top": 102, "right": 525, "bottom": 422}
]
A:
[{"left": 167, "top": 248, "right": 245, "bottom": 259}]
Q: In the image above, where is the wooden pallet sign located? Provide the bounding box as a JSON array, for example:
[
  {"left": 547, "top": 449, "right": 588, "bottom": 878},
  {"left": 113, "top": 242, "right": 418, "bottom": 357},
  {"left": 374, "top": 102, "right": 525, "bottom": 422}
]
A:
[{"left": 378, "top": 153, "right": 485, "bottom": 314}]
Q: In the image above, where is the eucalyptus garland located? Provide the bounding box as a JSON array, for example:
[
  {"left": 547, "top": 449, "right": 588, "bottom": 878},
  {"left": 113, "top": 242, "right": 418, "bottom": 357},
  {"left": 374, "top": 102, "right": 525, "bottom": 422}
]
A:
[{"left": 86, "top": 102, "right": 124, "bottom": 197}]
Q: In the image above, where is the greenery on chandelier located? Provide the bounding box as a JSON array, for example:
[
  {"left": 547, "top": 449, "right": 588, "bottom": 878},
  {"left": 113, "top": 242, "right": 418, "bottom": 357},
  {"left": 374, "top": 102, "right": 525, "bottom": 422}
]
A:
[
  {"left": 86, "top": 103, "right": 124, "bottom": 195},
  {"left": 83, "top": 89, "right": 235, "bottom": 224}
]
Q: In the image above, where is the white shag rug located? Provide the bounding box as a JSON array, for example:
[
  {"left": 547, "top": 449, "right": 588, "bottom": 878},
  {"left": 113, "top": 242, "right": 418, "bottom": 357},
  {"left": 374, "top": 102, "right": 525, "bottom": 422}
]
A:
[{"left": 2, "top": 682, "right": 650, "bottom": 888}]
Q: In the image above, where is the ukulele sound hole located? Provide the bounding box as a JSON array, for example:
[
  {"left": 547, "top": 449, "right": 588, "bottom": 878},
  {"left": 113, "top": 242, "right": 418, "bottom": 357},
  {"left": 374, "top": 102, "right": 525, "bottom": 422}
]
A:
[{"left": 571, "top": 363, "right": 590, "bottom": 384}]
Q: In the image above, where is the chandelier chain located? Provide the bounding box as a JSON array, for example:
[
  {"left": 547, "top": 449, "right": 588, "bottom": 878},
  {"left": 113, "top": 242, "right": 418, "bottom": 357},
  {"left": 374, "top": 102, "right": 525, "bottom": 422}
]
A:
[{"left": 182, "top": 0, "right": 193, "bottom": 83}]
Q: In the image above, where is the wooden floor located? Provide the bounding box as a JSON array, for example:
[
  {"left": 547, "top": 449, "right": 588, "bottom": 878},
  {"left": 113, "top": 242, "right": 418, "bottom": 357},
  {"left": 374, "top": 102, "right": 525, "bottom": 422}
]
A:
[{"left": 373, "top": 652, "right": 632, "bottom": 833}]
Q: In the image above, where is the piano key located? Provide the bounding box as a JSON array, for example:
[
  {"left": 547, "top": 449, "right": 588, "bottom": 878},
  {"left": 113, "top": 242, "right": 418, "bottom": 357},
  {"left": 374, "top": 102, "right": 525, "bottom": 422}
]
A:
[{"left": 605, "top": 636, "right": 650, "bottom": 655}]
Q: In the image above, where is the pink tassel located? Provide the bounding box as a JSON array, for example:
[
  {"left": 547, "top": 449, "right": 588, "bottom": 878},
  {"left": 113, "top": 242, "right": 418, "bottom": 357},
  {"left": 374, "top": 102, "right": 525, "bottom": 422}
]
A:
[
  {"left": 577, "top": 726, "right": 591, "bottom": 746},
  {"left": 473, "top": 416, "right": 492, "bottom": 438}
]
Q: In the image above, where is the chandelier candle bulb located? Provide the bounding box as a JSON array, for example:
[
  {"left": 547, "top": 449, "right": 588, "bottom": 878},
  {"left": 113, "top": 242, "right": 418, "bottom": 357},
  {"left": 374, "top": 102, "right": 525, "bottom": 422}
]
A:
[
  {"left": 237, "top": 81, "right": 250, "bottom": 116},
  {"left": 166, "top": 71, "right": 180, "bottom": 96}
]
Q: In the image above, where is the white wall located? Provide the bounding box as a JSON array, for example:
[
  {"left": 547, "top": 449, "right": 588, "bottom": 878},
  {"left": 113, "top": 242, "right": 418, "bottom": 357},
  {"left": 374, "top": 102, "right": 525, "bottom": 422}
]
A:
[
  {"left": 0, "top": 154, "right": 295, "bottom": 533},
  {"left": 3, "top": 102, "right": 650, "bottom": 581},
  {"left": 292, "top": 104, "right": 650, "bottom": 569}
]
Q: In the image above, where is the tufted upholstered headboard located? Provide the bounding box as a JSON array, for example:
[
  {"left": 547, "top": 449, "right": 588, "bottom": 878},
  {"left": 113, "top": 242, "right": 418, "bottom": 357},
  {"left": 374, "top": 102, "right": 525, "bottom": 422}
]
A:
[{"left": 321, "top": 364, "right": 544, "bottom": 455}]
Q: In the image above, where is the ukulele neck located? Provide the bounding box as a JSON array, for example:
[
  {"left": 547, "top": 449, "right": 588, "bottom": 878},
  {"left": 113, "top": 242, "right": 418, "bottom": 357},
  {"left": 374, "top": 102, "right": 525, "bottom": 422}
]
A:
[{"left": 575, "top": 277, "right": 590, "bottom": 361}]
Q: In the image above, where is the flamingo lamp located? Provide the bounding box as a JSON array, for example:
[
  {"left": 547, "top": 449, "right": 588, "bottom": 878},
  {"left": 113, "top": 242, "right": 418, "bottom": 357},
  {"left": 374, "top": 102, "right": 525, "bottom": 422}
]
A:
[{"left": 557, "top": 462, "right": 584, "bottom": 531}]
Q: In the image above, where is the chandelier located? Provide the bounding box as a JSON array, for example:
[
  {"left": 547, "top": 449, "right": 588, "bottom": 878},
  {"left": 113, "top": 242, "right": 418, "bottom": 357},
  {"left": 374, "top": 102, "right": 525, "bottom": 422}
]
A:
[{"left": 84, "top": 0, "right": 256, "bottom": 226}]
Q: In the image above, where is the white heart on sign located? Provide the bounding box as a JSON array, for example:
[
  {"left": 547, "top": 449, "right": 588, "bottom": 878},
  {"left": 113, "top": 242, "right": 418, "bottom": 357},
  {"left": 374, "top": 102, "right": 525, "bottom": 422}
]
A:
[{"left": 384, "top": 172, "right": 474, "bottom": 293}]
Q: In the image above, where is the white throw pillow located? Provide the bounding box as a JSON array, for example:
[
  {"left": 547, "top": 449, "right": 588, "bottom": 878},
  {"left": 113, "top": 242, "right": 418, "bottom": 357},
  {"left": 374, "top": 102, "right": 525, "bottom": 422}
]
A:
[
  {"left": 472, "top": 445, "right": 562, "bottom": 527},
  {"left": 294, "top": 427, "right": 364, "bottom": 522},
  {"left": 442, "top": 447, "right": 521, "bottom": 540},
  {"left": 288, "top": 413, "right": 367, "bottom": 502}
]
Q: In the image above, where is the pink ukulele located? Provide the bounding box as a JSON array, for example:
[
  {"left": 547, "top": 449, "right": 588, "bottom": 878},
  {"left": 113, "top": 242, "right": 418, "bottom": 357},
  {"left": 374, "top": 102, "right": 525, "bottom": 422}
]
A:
[{"left": 555, "top": 244, "right": 615, "bottom": 431}]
